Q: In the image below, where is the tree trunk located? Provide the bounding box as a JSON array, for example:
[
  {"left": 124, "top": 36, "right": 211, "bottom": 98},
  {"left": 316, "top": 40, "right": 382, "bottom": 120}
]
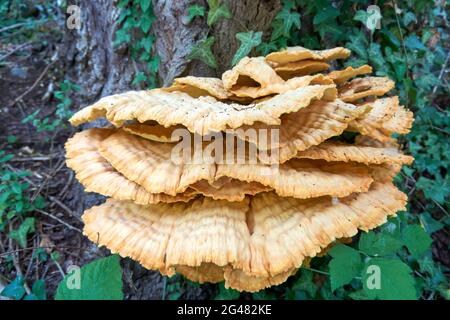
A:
[
  {"left": 62, "top": 0, "right": 280, "bottom": 299},
  {"left": 153, "top": 0, "right": 281, "bottom": 85}
]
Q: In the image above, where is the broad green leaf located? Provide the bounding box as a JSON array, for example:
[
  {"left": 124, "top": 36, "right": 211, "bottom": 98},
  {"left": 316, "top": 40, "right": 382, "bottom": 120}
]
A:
[
  {"left": 419, "top": 212, "right": 444, "bottom": 234},
  {"left": 358, "top": 231, "right": 402, "bottom": 256},
  {"left": 348, "top": 290, "right": 369, "bottom": 300},
  {"left": 207, "top": 0, "right": 231, "bottom": 27},
  {"left": 55, "top": 255, "right": 123, "bottom": 300},
  {"left": 187, "top": 36, "right": 217, "bottom": 69},
  {"left": 1, "top": 276, "right": 26, "bottom": 300},
  {"left": 402, "top": 224, "right": 432, "bottom": 259},
  {"left": 379, "top": 217, "right": 402, "bottom": 239},
  {"left": 231, "top": 31, "right": 263, "bottom": 66},
  {"left": 186, "top": 4, "right": 205, "bottom": 23},
  {"left": 362, "top": 258, "right": 417, "bottom": 300},
  {"left": 328, "top": 244, "right": 363, "bottom": 291}
]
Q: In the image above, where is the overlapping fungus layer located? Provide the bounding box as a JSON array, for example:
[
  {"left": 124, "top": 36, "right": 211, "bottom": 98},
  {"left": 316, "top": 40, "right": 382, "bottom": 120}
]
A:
[{"left": 66, "top": 46, "right": 414, "bottom": 292}]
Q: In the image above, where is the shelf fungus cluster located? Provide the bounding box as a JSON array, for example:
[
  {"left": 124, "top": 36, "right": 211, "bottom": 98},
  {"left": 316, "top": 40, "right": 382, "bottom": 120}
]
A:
[{"left": 66, "top": 46, "right": 414, "bottom": 292}]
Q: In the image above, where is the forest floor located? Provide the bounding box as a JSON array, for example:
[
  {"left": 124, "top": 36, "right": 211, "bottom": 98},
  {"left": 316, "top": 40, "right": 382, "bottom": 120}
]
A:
[
  {"left": 0, "top": 37, "right": 100, "bottom": 298},
  {"left": 0, "top": 26, "right": 218, "bottom": 300}
]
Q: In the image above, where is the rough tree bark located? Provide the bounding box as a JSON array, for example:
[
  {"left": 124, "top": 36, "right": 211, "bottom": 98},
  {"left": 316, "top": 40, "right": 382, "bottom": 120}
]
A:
[
  {"left": 152, "top": 0, "right": 281, "bottom": 85},
  {"left": 62, "top": 0, "right": 280, "bottom": 299}
]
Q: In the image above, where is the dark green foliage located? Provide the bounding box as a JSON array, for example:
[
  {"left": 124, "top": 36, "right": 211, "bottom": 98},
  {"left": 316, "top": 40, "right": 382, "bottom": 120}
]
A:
[
  {"left": 115, "top": 0, "right": 158, "bottom": 88},
  {"left": 55, "top": 255, "right": 123, "bottom": 300},
  {"left": 250, "top": 0, "right": 448, "bottom": 300}
]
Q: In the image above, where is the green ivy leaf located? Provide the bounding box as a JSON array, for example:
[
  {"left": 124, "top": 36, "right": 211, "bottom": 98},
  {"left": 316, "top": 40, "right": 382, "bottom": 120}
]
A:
[
  {"left": 9, "top": 217, "right": 35, "bottom": 248},
  {"left": 117, "top": 0, "right": 130, "bottom": 9},
  {"left": 113, "top": 28, "right": 131, "bottom": 46},
  {"left": 140, "top": 16, "right": 153, "bottom": 33},
  {"left": 358, "top": 231, "right": 403, "bottom": 256},
  {"left": 55, "top": 255, "right": 123, "bottom": 300},
  {"left": 186, "top": 4, "right": 205, "bottom": 23},
  {"left": 141, "top": 35, "right": 154, "bottom": 53},
  {"left": 345, "top": 31, "right": 368, "bottom": 60},
  {"left": 140, "top": 0, "right": 151, "bottom": 12},
  {"left": 231, "top": 31, "right": 263, "bottom": 66},
  {"left": 402, "top": 224, "right": 433, "bottom": 259},
  {"left": 416, "top": 177, "right": 448, "bottom": 204},
  {"left": 362, "top": 258, "right": 417, "bottom": 300},
  {"left": 313, "top": 6, "right": 340, "bottom": 25},
  {"left": 187, "top": 36, "right": 217, "bottom": 69},
  {"left": 328, "top": 244, "right": 363, "bottom": 291},
  {"left": 7, "top": 135, "right": 18, "bottom": 144},
  {"left": 132, "top": 71, "right": 147, "bottom": 86},
  {"left": 0, "top": 276, "right": 25, "bottom": 300},
  {"left": 403, "top": 12, "right": 417, "bottom": 26},
  {"left": 419, "top": 212, "right": 444, "bottom": 234},
  {"left": 207, "top": 0, "right": 231, "bottom": 27},
  {"left": 354, "top": 8, "right": 382, "bottom": 33},
  {"left": 256, "top": 42, "right": 278, "bottom": 56},
  {"left": 275, "top": 8, "right": 301, "bottom": 36},
  {"left": 404, "top": 35, "right": 426, "bottom": 51},
  {"left": 30, "top": 279, "right": 46, "bottom": 300},
  {"left": 270, "top": 19, "right": 284, "bottom": 41}
]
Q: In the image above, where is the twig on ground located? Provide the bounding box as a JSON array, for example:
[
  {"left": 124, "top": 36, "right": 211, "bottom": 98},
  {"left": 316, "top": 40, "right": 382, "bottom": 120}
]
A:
[
  {"left": 0, "top": 22, "right": 28, "bottom": 33},
  {"left": 9, "top": 239, "right": 31, "bottom": 295},
  {"left": 4, "top": 164, "right": 36, "bottom": 187},
  {"left": 0, "top": 42, "right": 33, "bottom": 61},
  {"left": 53, "top": 260, "right": 66, "bottom": 278},
  {"left": 35, "top": 209, "right": 82, "bottom": 233},
  {"left": 9, "top": 154, "right": 61, "bottom": 162},
  {"left": 31, "top": 157, "right": 66, "bottom": 201},
  {"left": 0, "top": 245, "right": 82, "bottom": 258},
  {"left": 48, "top": 196, "right": 82, "bottom": 222},
  {"left": 57, "top": 170, "right": 74, "bottom": 200},
  {"left": 7, "top": 60, "right": 56, "bottom": 108}
]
